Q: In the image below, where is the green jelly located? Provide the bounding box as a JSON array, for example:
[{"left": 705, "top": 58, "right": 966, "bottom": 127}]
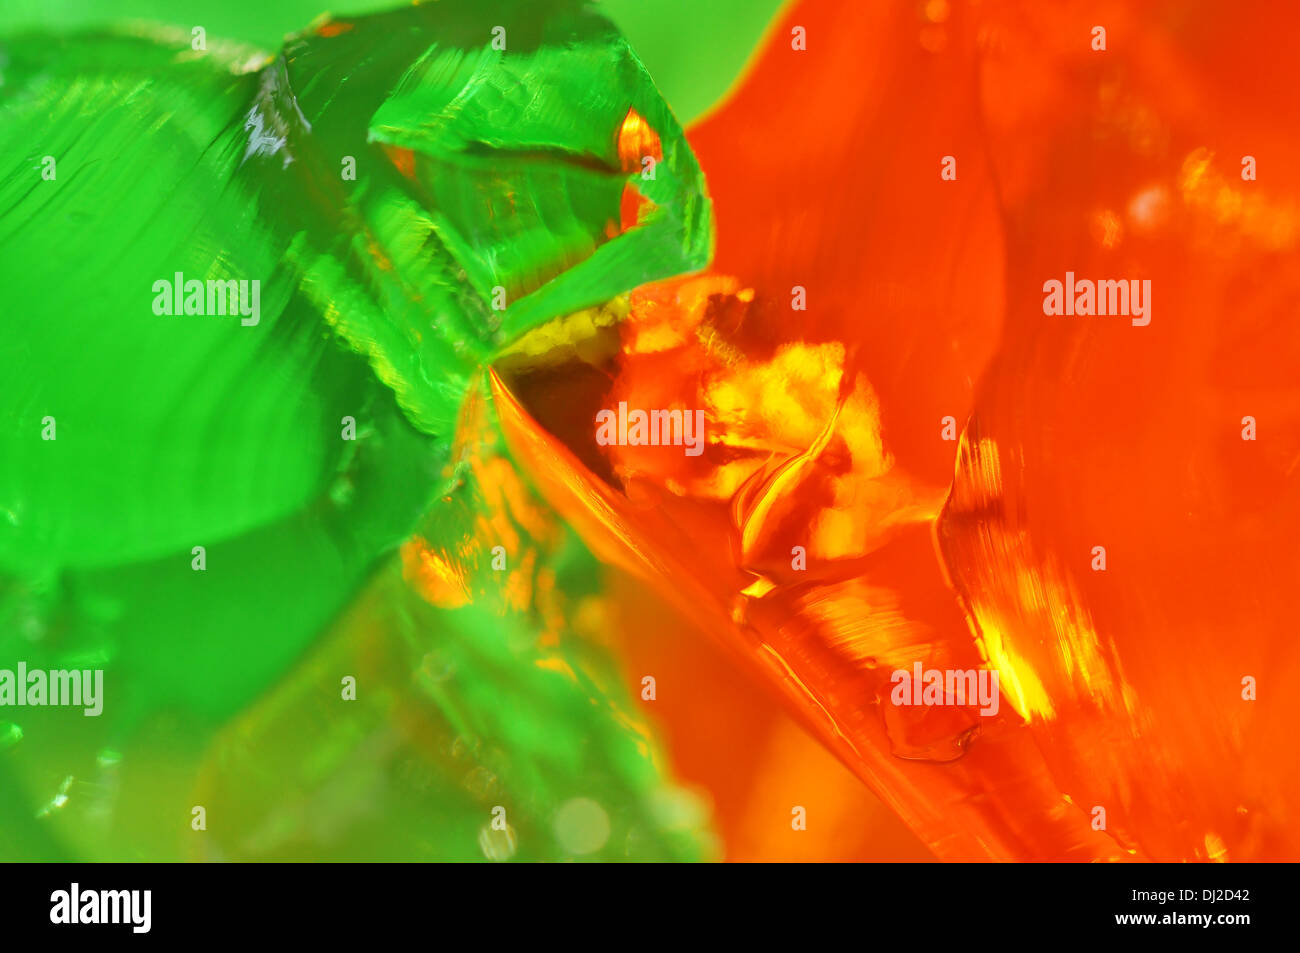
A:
[{"left": 0, "top": 0, "right": 713, "bottom": 860}]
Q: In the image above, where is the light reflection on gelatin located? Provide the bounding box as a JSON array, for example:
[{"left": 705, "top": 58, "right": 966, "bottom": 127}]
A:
[
  {"left": 478, "top": 822, "right": 518, "bottom": 863},
  {"left": 553, "top": 797, "right": 611, "bottom": 856}
]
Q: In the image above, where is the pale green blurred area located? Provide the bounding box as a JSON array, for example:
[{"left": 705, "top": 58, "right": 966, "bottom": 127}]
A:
[{"left": 0, "top": 0, "right": 786, "bottom": 123}]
